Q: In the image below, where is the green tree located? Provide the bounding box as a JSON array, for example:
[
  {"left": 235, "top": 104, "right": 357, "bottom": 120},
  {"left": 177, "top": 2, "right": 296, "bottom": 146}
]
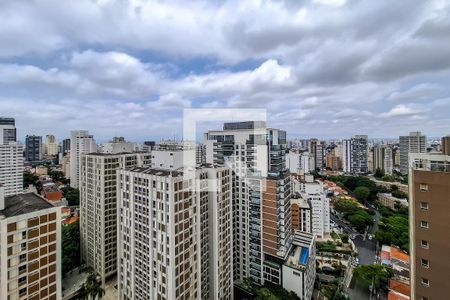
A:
[
  {"left": 86, "top": 272, "right": 105, "bottom": 299},
  {"left": 348, "top": 210, "right": 373, "bottom": 232},
  {"left": 374, "top": 168, "right": 384, "bottom": 178},
  {"left": 255, "top": 288, "right": 278, "bottom": 300},
  {"left": 353, "top": 265, "right": 393, "bottom": 291},
  {"left": 353, "top": 186, "right": 370, "bottom": 202},
  {"left": 23, "top": 172, "right": 39, "bottom": 188},
  {"left": 376, "top": 215, "right": 409, "bottom": 252},
  {"left": 62, "top": 221, "right": 81, "bottom": 274},
  {"left": 62, "top": 186, "right": 80, "bottom": 206}
]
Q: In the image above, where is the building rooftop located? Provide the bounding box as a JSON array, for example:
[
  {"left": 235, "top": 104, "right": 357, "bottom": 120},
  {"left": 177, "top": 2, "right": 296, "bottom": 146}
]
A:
[
  {"left": 285, "top": 231, "right": 314, "bottom": 270},
  {"left": 62, "top": 216, "right": 80, "bottom": 225},
  {"left": 389, "top": 279, "right": 410, "bottom": 298},
  {"left": 0, "top": 193, "right": 53, "bottom": 218},
  {"left": 128, "top": 167, "right": 183, "bottom": 177}
]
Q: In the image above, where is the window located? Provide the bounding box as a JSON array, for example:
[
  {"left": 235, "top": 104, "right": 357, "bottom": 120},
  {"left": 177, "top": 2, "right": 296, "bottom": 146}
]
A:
[
  {"left": 421, "top": 278, "right": 430, "bottom": 287},
  {"left": 420, "top": 221, "right": 429, "bottom": 229},
  {"left": 421, "top": 259, "right": 429, "bottom": 268},
  {"left": 421, "top": 240, "right": 429, "bottom": 249},
  {"left": 420, "top": 184, "right": 428, "bottom": 191},
  {"left": 420, "top": 202, "right": 429, "bottom": 210}
]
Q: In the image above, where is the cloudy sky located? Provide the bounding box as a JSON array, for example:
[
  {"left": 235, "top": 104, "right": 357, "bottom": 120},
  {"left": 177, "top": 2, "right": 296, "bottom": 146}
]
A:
[{"left": 1, "top": 0, "right": 450, "bottom": 142}]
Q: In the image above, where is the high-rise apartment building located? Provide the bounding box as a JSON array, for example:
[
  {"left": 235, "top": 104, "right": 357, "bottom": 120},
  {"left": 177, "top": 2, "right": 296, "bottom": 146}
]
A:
[
  {"left": 309, "top": 139, "right": 324, "bottom": 170},
  {"left": 373, "top": 145, "right": 386, "bottom": 173},
  {"left": 150, "top": 142, "right": 186, "bottom": 170},
  {"left": 400, "top": 132, "right": 426, "bottom": 175},
  {"left": 291, "top": 197, "right": 311, "bottom": 233},
  {"left": 325, "top": 152, "right": 341, "bottom": 171},
  {"left": 99, "top": 137, "right": 136, "bottom": 154},
  {"left": 384, "top": 146, "right": 394, "bottom": 175},
  {"left": 0, "top": 186, "right": 61, "bottom": 299},
  {"left": 45, "top": 135, "right": 58, "bottom": 156},
  {"left": 205, "top": 121, "right": 292, "bottom": 286},
  {"left": 69, "top": 130, "right": 96, "bottom": 188},
  {"left": 0, "top": 143, "right": 23, "bottom": 196},
  {"left": 25, "top": 135, "right": 43, "bottom": 162},
  {"left": 409, "top": 143, "right": 450, "bottom": 300},
  {"left": 117, "top": 166, "right": 233, "bottom": 300},
  {"left": 342, "top": 135, "right": 368, "bottom": 174},
  {"left": 61, "top": 139, "right": 70, "bottom": 155},
  {"left": 0, "top": 117, "right": 17, "bottom": 145},
  {"left": 80, "top": 152, "right": 151, "bottom": 285},
  {"left": 293, "top": 176, "right": 330, "bottom": 238},
  {"left": 196, "top": 144, "right": 206, "bottom": 165}
]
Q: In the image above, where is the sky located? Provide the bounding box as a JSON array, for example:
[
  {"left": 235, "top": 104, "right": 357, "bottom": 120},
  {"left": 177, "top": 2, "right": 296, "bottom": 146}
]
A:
[{"left": 1, "top": 0, "right": 450, "bottom": 142}]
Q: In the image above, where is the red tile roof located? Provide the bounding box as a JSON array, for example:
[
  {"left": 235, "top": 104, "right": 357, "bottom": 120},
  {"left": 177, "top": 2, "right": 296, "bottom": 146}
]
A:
[
  {"left": 389, "top": 279, "right": 410, "bottom": 297},
  {"left": 391, "top": 247, "right": 410, "bottom": 264},
  {"left": 62, "top": 216, "right": 79, "bottom": 225}
]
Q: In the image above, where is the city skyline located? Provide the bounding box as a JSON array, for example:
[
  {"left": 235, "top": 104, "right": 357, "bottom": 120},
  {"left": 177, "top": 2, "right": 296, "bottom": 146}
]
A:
[{"left": 1, "top": 0, "right": 449, "bottom": 141}]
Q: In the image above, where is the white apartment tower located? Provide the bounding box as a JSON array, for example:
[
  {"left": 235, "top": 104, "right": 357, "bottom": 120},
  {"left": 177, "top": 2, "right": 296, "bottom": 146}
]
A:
[
  {"left": 384, "top": 146, "right": 394, "bottom": 175},
  {"left": 0, "top": 118, "right": 23, "bottom": 197},
  {"left": 70, "top": 130, "right": 97, "bottom": 188},
  {"left": 291, "top": 175, "right": 330, "bottom": 238},
  {"left": 80, "top": 152, "right": 151, "bottom": 285},
  {"left": 0, "top": 143, "right": 23, "bottom": 197},
  {"left": 0, "top": 118, "right": 16, "bottom": 145},
  {"left": 400, "top": 131, "right": 426, "bottom": 174},
  {"left": 117, "top": 166, "right": 233, "bottom": 300},
  {"left": 204, "top": 121, "right": 292, "bottom": 286},
  {"left": 45, "top": 135, "right": 59, "bottom": 156}
]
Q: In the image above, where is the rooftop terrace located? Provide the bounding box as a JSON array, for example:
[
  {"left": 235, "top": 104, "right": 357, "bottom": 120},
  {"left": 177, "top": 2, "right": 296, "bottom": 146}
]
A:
[{"left": 1, "top": 193, "right": 53, "bottom": 218}]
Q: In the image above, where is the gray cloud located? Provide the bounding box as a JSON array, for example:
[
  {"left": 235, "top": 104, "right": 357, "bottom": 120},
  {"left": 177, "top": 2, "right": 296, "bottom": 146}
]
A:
[{"left": 0, "top": 0, "right": 449, "bottom": 140}]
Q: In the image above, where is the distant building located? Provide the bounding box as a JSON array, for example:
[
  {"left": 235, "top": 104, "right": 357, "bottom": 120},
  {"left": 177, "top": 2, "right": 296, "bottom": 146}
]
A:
[
  {"left": 142, "top": 141, "right": 156, "bottom": 152},
  {"left": 0, "top": 117, "right": 17, "bottom": 145},
  {"left": 196, "top": 143, "right": 206, "bottom": 165},
  {"left": 377, "top": 193, "right": 408, "bottom": 210},
  {"left": 343, "top": 135, "right": 368, "bottom": 174},
  {"left": 286, "top": 151, "right": 314, "bottom": 174},
  {"left": 0, "top": 143, "right": 23, "bottom": 196},
  {"left": 45, "top": 135, "right": 59, "bottom": 156},
  {"left": 98, "top": 137, "right": 136, "bottom": 154},
  {"left": 409, "top": 147, "right": 450, "bottom": 300},
  {"left": 309, "top": 139, "right": 325, "bottom": 170},
  {"left": 69, "top": 130, "right": 96, "bottom": 188},
  {"left": 0, "top": 186, "right": 62, "bottom": 299},
  {"left": 325, "top": 153, "right": 341, "bottom": 171},
  {"left": 399, "top": 131, "right": 426, "bottom": 174},
  {"left": 385, "top": 146, "right": 394, "bottom": 175},
  {"left": 62, "top": 138, "right": 70, "bottom": 155},
  {"left": 25, "top": 135, "right": 43, "bottom": 162}
]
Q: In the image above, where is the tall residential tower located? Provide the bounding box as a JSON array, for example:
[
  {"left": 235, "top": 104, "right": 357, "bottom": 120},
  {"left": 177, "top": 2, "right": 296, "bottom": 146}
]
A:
[{"left": 409, "top": 137, "right": 450, "bottom": 300}]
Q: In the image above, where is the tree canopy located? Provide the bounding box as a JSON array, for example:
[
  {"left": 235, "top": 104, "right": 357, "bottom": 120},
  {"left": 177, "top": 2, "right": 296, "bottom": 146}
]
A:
[
  {"left": 353, "top": 265, "right": 393, "bottom": 291},
  {"left": 334, "top": 199, "right": 373, "bottom": 233},
  {"left": 62, "top": 221, "right": 81, "bottom": 274},
  {"left": 353, "top": 186, "right": 370, "bottom": 201},
  {"left": 62, "top": 186, "right": 80, "bottom": 206}
]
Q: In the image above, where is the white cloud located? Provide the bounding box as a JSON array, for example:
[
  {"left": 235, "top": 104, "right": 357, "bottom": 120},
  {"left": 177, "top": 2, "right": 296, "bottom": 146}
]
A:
[
  {"left": 380, "top": 104, "right": 426, "bottom": 118},
  {"left": 0, "top": 0, "right": 449, "bottom": 140}
]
